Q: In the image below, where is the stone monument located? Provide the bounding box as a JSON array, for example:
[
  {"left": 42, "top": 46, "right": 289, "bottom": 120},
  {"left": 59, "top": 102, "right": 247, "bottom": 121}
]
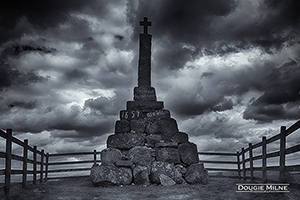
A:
[{"left": 90, "top": 17, "right": 209, "bottom": 186}]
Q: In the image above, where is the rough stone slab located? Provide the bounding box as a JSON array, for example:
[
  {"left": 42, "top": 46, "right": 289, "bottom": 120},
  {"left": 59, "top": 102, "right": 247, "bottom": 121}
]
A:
[
  {"left": 130, "top": 119, "right": 147, "bottom": 133},
  {"left": 155, "top": 141, "right": 178, "bottom": 148},
  {"left": 127, "top": 101, "right": 164, "bottom": 112},
  {"left": 115, "top": 120, "right": 130, "bottom": 134},
  {"left": 171, "top": 132, "right": 189, "bottom": 144},
  {"left": 184, "top": 163, "right": 209, "bottom": 185},
  {"left": 90, "top": 164, "right": 132, "bottom": 186},
  {"left": 150, "top": 161, "right": 176, "bottom": 184},
  {"left": 159, "top": 174, "right": 176, "bottom": 186},
  {"left": 132, "top": 165, "right": 150, "bottom": 186},
  {"left": 155, "top": 147, "right": 180, "bottom": 164},
  {"left": 178, "top": 142, "right": 199, "bottom": 165},
  {"left": 146, "top": 118, "right": 178, "bottom": 139},
  {"left": 115, "top": 160, "right": 133, "bottom": 167},
  {"left": 107, "top": 133, "right": 145, "bottom": 150},
  {"left": 128, "top": 146, "right": 152, "bottom": 166},
  {"left": 100, "top": 148, "right": 122, "bottom": 166}
]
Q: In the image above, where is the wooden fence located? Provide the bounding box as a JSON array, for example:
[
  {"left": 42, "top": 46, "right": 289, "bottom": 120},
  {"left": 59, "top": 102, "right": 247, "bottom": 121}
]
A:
[{"left": 1, "top": 119, "right": 300, "bottom": 199}]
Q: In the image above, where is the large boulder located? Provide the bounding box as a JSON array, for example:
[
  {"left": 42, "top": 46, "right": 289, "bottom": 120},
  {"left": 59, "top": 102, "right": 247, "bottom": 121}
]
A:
[
  {"left": 130, "top": 119, "right": 147, "bottom": 133},
  {"left": 90, "top": 164, "right": 132, "bottom": 186},
  {"left": 150, "top": 161, "right": 176, "bottom": 184},
  {"left": 178, "top": 142, "right": 199, "bottom": 165},
  {"left": 128, "top": 146, "right": 153, "bottom": 166},
  {"left": 132, "top": 165, "right": 151, "bottom": 186},
  {"left": 100, "top": 148, "right": 122, "bottom": 166},
  {"left": 146, "top": 118, "right": 178, "bottom": 139},
  {"left": 159, "top": 174, "right": 176, "bottom": 186},
  {"left": 184, "top": 163, "right": 209, "bottom": 185},
  {"left": 107, "top": 133, "right": 145, "bottom": 149},
  {"left": 115, "top": 120, "right": 130, "bottom": 134},
  {"left": 171, "top": 132, "right": 189, "bottom": 144},
  {"left": 145, "top": 134, "right": 162, "bottom": 148},
  {"left": 155, "top": 147, "right": 180, "bottom": 164}
]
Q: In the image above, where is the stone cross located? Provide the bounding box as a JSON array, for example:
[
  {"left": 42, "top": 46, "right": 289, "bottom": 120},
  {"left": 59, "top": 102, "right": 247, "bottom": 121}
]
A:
[
  {"left": 138, "top": 17, "right": 152, "bottom": 88},
  {"left": 140, "top": 17, "right": 152, "bottom": 35}
]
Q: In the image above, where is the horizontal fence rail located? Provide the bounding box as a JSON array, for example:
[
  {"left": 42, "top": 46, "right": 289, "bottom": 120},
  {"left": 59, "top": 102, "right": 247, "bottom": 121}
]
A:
[{"left": 1, "top": 119, "right": 300, "bottom": 199}]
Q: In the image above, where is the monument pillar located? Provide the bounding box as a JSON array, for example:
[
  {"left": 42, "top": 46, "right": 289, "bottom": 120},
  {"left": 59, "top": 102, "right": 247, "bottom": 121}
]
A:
[
  {"left": 131, "top": 17, "right": 163, "bottom": 107},
  {"left": 138, "top": 33, "right": 152, "bottom": 88}
]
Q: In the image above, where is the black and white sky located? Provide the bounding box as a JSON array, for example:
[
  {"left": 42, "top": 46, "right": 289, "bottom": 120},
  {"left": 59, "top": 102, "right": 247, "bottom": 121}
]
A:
[{"left": 0, "top": 0, "right": 299, "bottom": 154}]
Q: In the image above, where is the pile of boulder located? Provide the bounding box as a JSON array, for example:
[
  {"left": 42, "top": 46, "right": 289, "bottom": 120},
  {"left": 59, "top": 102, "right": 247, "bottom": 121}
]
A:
[{"left": 90, "top": 93, "right": 209, "bottom": 186}]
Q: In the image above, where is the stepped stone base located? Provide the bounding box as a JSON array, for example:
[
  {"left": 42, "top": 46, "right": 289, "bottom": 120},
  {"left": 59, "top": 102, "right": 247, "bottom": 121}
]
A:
[
  {"left": 91, "top": 61, "right": 208, "bottom": 186},
  {"left": 91, "top": 94, "right": 209, "bottom": 186}
]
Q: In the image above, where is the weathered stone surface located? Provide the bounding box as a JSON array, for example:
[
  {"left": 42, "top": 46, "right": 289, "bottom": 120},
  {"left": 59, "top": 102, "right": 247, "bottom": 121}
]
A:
[
  {"left": 146, "top": 118, "right": 178, "bottom": 139},
  {"left": 178, "top": 142, "right": 199, "bottom": 165},
  {"left": 132, "top": 165, "right": 150, "bottom": 186},
  {"left": 115, "top": 120, "right": 130, "bottom": 134},
  {"left": 128, "top": 146, "right": 152, "bottom": 166},
  {"left": 115, "top": 160, "right": 133, "bottom": 167},
  {"left": 159, "top": 174, "right": 176, "bottom": 186},
  {"left": 138, "top": 34, "right": 152, "bottom": 88},
  {"left": 127, "top": 101, "right": 164, "bottom": 112},
  {"left": 100, "top": 148, "right": 122, "bottom": 166},
  {"left": 145, "top": 134, "right": 161, "bottom": 147},
  {"left": 130, "top": 119, "right": 146, "bottom": 133},
  {"left": 150, "top": 161, "right": 176, "bottom": 184},
  {"left": 91, "top": 164, "right": 132, "bottom": 186},
  {"left": 155, "top": 147, "right": 180, "bottom": 164},
  {"left": 107, "top": 133, "right": 145, "bottom": 149},
  {"left": 174, "top": 165, "right": 187, "bottom": 184},
  {"left": 155, "top": 141, "right": 178, "bottom": 148},
  {"left": 184, "top": 163, "right": 209, "bottom": 185},
  {"left": 171, "top": 132, "right": 189, "bottom": 144}
]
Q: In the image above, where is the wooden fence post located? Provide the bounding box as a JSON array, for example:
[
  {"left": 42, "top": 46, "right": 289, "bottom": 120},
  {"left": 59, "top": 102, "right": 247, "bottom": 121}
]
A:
[
  {"left": 237, "top": 151, "right": 241, "bottom": 179},
  {"left": 249, "top": 143, "right": 253, "bottom": 181},
  {"left": 279, "top": 126, "right": 286, "bottom": 182},
  {"left": 33, "top": 146, "right": 37, "bottom": 184},
  {"left": 22, "top": 139, "right": 28, "bottom": 188},
  {"left": 40, "top": 150, "right": 44, "bottom": 183},
  {"left": 262, "top": 136, "right": 267, "bottom": 183},
  {"left": 94, "top": 150, "right": 97, "bottom": 165},
  {"left": 242, "top": 148, "right": 246, "bottom": 180},
  {"left": 45, "top": 153, "right": 49, "bottom": 182},
  {"left": 5, "top": 129, "right": 12, "bottom": 200}
]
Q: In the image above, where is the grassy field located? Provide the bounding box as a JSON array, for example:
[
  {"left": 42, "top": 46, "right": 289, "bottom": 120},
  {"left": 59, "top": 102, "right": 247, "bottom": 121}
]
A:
[{"left": 1, "top": 176, "right": 300, "bottom": 200}]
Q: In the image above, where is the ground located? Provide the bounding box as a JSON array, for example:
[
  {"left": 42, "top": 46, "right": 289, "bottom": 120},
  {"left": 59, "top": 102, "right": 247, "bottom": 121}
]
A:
[{"left": 1, "top": 176, "right": 300, "bottom": 200}]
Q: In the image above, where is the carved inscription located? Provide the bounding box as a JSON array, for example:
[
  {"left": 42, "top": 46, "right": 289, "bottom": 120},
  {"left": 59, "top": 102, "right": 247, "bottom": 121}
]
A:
[
  {"left": 146, "top": 110, "right": 170, "bottom": 119},
  {"left": 120, "top": 110, "right": 143, "bottom": 121},
  {"left": 134, "top": 87, "right": 156, "bottom": 101}
]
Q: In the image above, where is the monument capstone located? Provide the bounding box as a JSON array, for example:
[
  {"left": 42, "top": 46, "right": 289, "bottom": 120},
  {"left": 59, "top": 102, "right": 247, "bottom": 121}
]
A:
[{"left": 91, "top": 17, "right": 209, "bottom": 187}]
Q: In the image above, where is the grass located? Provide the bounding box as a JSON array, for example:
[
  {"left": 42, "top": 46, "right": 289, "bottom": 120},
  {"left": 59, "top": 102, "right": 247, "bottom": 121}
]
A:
[{"left": 1, "top": 176, "right": 300, "bottom": 200}]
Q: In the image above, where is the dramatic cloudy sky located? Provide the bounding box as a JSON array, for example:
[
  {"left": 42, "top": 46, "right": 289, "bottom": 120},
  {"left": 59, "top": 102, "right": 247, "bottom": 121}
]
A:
[{"left": 0, "top": 0, "right": 299, "bottom": 157}]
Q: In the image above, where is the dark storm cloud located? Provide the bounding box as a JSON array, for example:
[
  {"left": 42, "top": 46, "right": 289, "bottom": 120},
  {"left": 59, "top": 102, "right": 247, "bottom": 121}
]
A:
[
  {"left": 127, "top": 0, "right": 300, "bottom": 70},
  {"left": 0, "top": 63, "right": 46, "bottom": 89},
  {"left": 84, "top": 97, "right": 120, "bottom": 116},
  {"left": 8, "top": 100, "right": 38, "bottom": 109},
  {"left": 0, "top": 0, "right": 99, "bottom": 44},
  {"left": 243, "top": 59, "right": 300, "bottom": 122}
]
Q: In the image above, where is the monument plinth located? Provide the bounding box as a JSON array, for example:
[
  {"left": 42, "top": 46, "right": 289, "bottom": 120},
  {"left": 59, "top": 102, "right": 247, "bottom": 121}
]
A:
[{"left": 91, "top": 17, "right": 209, "bottom": 187}]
